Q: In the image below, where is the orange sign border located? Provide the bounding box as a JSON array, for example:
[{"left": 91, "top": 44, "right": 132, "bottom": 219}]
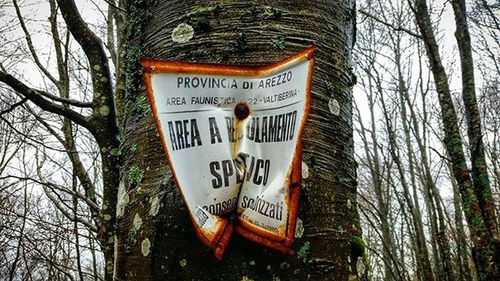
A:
[{"left": 141, "top": 45, "right": 316, "bottom": 258}]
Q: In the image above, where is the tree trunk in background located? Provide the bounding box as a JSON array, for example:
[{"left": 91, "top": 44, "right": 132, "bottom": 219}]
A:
[
  {"left": 380, "top": 96, "right": 435, "bottom": 281},
  {"left": 451, "top": 0, "right": 499, "bottom": 251},
  {"left": 356, "top": 88, "right": 398, "bottom": 281},
  {"left": 447, "top": 161, "right": 474, "bottom": 281},
  {"left": 114, "top": 0, "right": 362, "bottom": 280},
  {"left": 394, "top": 40, "right": 455, "bottom": 281},
  {"left": 413, "top": 0, "right": 499, "bottom": 279},
  {"left": 451, "top": 0, "right": 500, "bottom": 238}
]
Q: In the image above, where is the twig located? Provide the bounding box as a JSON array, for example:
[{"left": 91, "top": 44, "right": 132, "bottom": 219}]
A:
[{"left": 359, "top": 9, "right": 423, "bottom": 39}]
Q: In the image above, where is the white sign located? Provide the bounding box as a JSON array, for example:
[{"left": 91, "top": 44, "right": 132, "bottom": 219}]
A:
[{"left": 141, "top": 47, "right": 315, "bottom": 258}]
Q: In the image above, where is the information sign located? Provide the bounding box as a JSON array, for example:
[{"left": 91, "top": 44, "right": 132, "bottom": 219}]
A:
[{"left": 141, "top": 46, "right": 315, "bottom": 258}]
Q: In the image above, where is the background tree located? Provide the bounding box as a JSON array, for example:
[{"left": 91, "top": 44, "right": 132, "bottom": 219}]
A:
[
  {"left": 0, "top": 0, "right": 124, "bottom": 279},
  {"left": 412, "top": 0, "right": 499, "bottom": 279},
  {"left": 354, "top": 0, "right": 499, "bottom": 280}
]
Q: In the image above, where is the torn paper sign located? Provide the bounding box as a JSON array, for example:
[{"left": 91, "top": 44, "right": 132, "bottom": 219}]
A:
[{"left": 141, "top": 46, "right": 315, "bottom": 259}]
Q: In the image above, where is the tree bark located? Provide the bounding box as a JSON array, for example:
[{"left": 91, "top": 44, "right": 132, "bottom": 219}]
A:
[
  {"left": 447, "top": 161, "right": 474, "bottom": 281},
  {"left": 115, "top": 0, "right": 361, "bottom": 280},
  {"left": 451, "top": 0, "right": 499, "bottom": 246}
]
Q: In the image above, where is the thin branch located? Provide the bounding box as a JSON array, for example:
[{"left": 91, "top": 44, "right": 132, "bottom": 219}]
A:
[
  {"left": 0, "top": 97, "right": 27, "bottom": 116},
  {"left": 25, "top": 103, "right": 100, "bottom": 221},
  {"left": 37, "top": 89, "right": 93, "bottom": 108},
  {"left": 104, "top": 0, "right": 126, "bottom": 12},
  {"left": 13, "top": 0, "right": 59, "bottom": 85},
  {"left": 35, "top": 153, "right": 99, "bottom": 233},
  {"left": 0, "top": 70, "right": 91, "bottom": 130},
  {"left": 106, "top": 1, "right": 117, "bottom": 66},
  {"left": 359, "top": 9, "right": 423, "bottom": 39},
  {"left": 0, "top": 175, "right": 100, "bottom": 214},
  {"left": 429, "top": 146, "right": 452, "bottom": 162},
  {"left": 0, "top": 114, "right": 78, "bottom": 154},
  {"left": 49, "top": 0, "right": 70, "bottom": 99}
]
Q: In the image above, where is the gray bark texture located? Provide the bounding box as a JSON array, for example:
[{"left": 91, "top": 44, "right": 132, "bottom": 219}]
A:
[{"left": 114, "top": 0, "right": 362, "bottom": 280}]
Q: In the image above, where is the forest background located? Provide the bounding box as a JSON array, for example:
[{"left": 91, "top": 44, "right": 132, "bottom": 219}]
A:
[{"left": 0, "top": 0, "right": 498, "bottom": 280}]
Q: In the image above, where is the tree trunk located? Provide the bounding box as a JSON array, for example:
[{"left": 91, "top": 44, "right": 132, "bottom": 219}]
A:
[
  {"left": 447, "top": 161, "right": 474, "bottom": 281},
  {"left": 451, "top": 0, "right": 499, "bottom": 251},
  {"left": 451, "top": 4, "right": 500, "bottom": 272},
  {"left": 380, "top": 95, "right": 435, "bottom": 281},
  {"left": 114, "top": 0, "right": 361, "bottom": 280},
  {"left": 356, "top": 88, "right": 398, "bottom": 281},
  {"left": 393, "top": 40, "right": 455, "bottom": 281},
  {"left": 412, "top": 0, "right": 500, "bottom": 279}
]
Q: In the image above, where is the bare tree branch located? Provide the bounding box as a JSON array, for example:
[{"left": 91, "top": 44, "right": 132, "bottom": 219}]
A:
[
  {"left": 35, "top": 153, "right": 99, "bottom": 233},
  {"left": 0, "top": 97, "right": 27, "bottom": 116},
  {"left": 0, "top": 175, "right": 100, "bottom": 215},
  {"left": 359, "top": 9, "right": 423, "bottom": 39},
  {"left": 37, "top": 90, "right": 92, "bottom": 108},
  {"left": 0, "top": 71, "right": 91, "bottom": 129},
  {"left": 56, "top": 0, "right": 114, "bottom": 111},
  {"left": 13, "top": 0, "right": 59, "bottom": 85},
  {"left": 24, "top": 104, "right": 98, "bottom": 211}
]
